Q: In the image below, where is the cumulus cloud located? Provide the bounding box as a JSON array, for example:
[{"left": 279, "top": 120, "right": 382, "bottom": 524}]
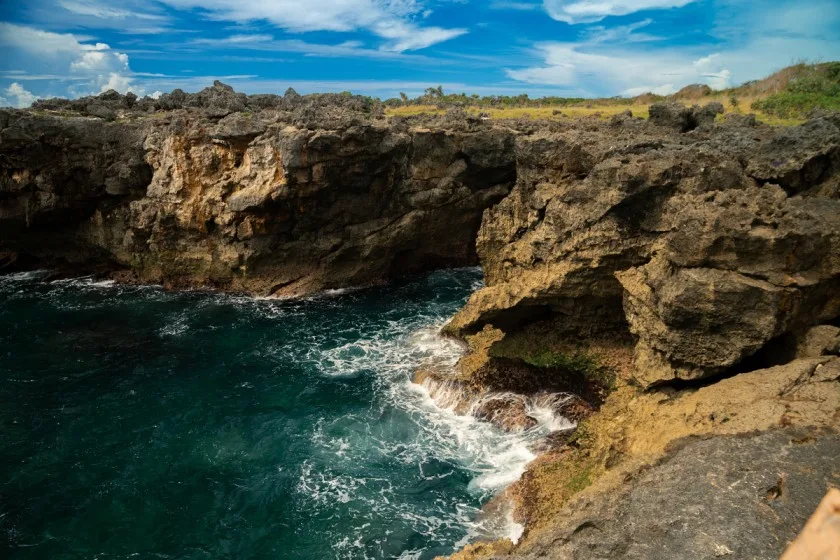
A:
[
  {"left": 3, "top": 83, "right": 41, "bottom": 108},
  {"left": 543, "top": 0, "right": 698, "bottom": 24},
  {"left": 0, "top": 23, "right": 140, "bottom": 95},
  {"left": 157, "top": 0, "right": 466, "bottom": 51}
]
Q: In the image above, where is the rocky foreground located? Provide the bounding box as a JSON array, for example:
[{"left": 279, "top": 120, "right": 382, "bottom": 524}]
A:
[{"left": 2, "top": 84, "right": 839, "bottom": 558}]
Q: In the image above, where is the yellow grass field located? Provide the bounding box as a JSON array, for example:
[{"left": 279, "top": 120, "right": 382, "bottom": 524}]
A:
[{"left": 386, "top": 94, "right": 806, "bottom": 126}]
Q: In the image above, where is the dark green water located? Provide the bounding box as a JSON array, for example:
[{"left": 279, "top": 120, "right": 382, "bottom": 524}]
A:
[{"left": 1, "top": 269, "right": 552, "bottom": 560}]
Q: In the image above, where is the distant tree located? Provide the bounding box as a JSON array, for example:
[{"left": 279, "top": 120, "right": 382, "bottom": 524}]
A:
[
  {"left": 399, "top": 92, "right": 409, "bottom": 104},
  {"left": 729, "top": 93, "right": 739, "bottom": 110}
]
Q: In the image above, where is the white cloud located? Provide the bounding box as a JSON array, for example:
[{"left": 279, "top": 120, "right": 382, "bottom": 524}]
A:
[
  {"left": 509, "top": 0, "right": 840, "bottom": 96},
  {"left": 506, "top": 43, "right": 730, "bottom": 96},
  {"left": 582, "top": 18, "right": 662, "bottom": 44},
  {"left": 157, "top": 0, "right": 466, "bottom": 51},
  {"left": 21, "top": 0, "right": 174, "bottom": 34},
  {"left": 0, "top": 23, "right": 141, "bottom": 95},
  {"left": 4, "top": 83, "right": 40, "bottom": 108},
  {"left": 57, "top": 0, "right": 169, "bottom": 21},
  {"left": 543, "top": 0, "right": 698, "bottom": 24},
  {"left": 187, "top": 35, "right": 437, "bottom": 62},
  {"left": 192, "top": 34, "right": 275, "bottom": 45},
  {"left": 372, "top": 20, "right": 467, "bottom": 51},
  {"left": 490, "top": 1, "right": 541, "bottom": 10}
]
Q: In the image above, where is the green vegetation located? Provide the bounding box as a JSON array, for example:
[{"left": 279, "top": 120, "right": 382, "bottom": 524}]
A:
[
  {"left": 750, "top": 62, "right": 840, "bottom": 118},
  {"left": 384, "top": 62, "right": 839, "bottom": 126},
  {"left": 488, "top": 330, "right": 617, "bottom": 393},
  {"left": 383, "top": 83, "right": 589, "bottom": 110}
]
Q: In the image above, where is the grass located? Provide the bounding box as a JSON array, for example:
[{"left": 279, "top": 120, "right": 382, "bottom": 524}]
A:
[
  {"left": 387, "top": 63, "right": 840, "bottom": 127},
  {"left": 386, "top": 103, "right": 651, "bottom": 121},
  {"left": 385, "top": 98, "right": 805, "bottom": 126},
  {"left": 487, "top": 325, "right": 618, "bottom": 393},
  {"left": 752, "top": 91, "right": 840, "bottom": 119}
]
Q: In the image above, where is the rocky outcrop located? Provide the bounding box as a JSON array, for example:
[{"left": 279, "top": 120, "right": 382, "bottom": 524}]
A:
[
  {"left": 509, "top": 429, "right": 840, "bottom": 560},
  {"left": 446, "top": 113, "right": 840, "bottom": 387},
  {"left": 1, "top": 85, "right": 515, "bottom": 295},
  {"left": 439, "top": 354, "right": 840, "bottom": 560},
  {"left": 648, "top": 100, "right": 723, "bottom": 131},
  {"left": 4, "top": 87, "right": 839, "bottom": 560}
]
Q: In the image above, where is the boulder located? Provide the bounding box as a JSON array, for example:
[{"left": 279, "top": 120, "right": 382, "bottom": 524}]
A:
[
  {"left": 648, "top": 101, "right": 723, "bottom": 132},
  {"left": 794, "top": 325, "right": 840, "bottom": 358}
]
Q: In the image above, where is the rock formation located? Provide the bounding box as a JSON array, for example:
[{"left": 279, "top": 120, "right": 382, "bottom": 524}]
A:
[
  {"left": 445, "top": 107, "right": 840, "bottom": 387},
  {"left": 2, "top": 86, "right": 839, "bottom": 560},
  {"left": 1, "top": 83, "right": 515, "bottom": 295}
]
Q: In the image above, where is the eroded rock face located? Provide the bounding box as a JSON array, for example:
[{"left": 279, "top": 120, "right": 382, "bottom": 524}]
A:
[
  {"left": 617, "top": 186, "right": 840, "bottom": 385},
  {"left": 648, "top": 101, "right": 723, "bottom": 132},
  {"left": 511, "top": 429, "right": 840, "bottom": 560},
  {"left": 447, "top": 113, "right": 840, "bottom": 387},
  {"left": 1, "top": 94, "right": 515, "bottom": 295}
]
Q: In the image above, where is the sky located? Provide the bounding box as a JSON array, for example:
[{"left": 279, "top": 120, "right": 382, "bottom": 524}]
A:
[{"left": 0, "top": 0, "right": 839, "bottom": 107}]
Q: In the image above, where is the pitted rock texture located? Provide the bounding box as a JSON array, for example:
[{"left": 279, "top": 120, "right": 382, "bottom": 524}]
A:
[
  {"left": 1, "top": 86, "right": 515, "bottom": 296},
  {"left": 446, "top": 113, "right": 840, "bottom": 387},
  {"left": 509, "top": 429, "right": 840, "bottom": 560}
]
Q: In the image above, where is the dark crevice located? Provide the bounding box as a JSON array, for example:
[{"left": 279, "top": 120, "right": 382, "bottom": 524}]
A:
[
  {"left": 267, "top": 275, "right": 304, "bottom": 296},
  {"left": 647, "top": 328, "right": 819, "bottom": 392}
]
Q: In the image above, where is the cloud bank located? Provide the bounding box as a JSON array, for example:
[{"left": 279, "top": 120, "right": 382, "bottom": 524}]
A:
[{"left": 0, "top": 22, "right": 139, "bottom": 95}]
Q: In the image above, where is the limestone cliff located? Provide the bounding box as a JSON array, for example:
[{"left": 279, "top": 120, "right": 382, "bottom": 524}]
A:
[
  {"left": 445, "top": 110, "right": 840, "bottom": 387},
  {"left": 1, "top": 83, "right": 515, "bottom": 295},
  {"left": 2, "top": 87, "right": 839, "bottom": 559}
]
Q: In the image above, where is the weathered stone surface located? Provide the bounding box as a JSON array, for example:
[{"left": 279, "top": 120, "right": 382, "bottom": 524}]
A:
[
  {"left": 446, "top": 112, "right": 840, "bottom": 387},
  {"left": 509, "top": 430, "right": 840, "bottom": 560},
  {"left": 617, "top": 185, "right": 840, "bottom": 385},
  {"left": 794, "top": 325, "right": 840, "bottom": 358},
  {"left": 648, "top": 101, "right": 723, "bottom": 131},
  {"left": 1, "top": 94, "right": 516, "bottom": 295}
]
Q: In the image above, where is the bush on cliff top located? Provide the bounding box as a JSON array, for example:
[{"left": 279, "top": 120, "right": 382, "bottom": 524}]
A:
[{"left": 751, "top": 62, "right": 840, "bottom": 118}]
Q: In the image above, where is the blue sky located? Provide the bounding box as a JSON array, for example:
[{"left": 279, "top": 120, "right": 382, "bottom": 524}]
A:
[{"left": 0, "top": 0, "right": 839, "bottom": 106}]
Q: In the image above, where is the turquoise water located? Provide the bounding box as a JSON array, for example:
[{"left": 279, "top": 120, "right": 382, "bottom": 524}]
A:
[{"left": 1, "top": 269, "right": 550, "bottom": 560}]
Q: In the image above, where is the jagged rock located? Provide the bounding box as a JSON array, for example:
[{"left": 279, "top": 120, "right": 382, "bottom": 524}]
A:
[
  {"left": 446, "top": 114, "right": 840, "bottom": 388},
  {"left": 609, "top": 109, "right": 634, "bottom": 126},
  {"left": 0, "top": 112, "right": 150, "bottom": 230},
  {"left": 1, "top": 101, "right": 516, "bottom": 295},
  {"left": 191, "top": 80, "right": 248, "bottom": 117},
  {"left": 85, "top": 102, "right": 117, "bottom": 121},
  {"left": 721, "top": 112, "right": 757, "bottom": 127},
  {"left": 472, "top": 395, "right": 538, "bottom": 432},
  {"left": 694, "top": 101, "right": 724, "bottom": 126},
  {"left": 743, "top": 118, "right": 840, "bottom": 194},
  {"left": 617, "top": 185, "right": 840, "bottom": 385},
  {"left": 648, "top": 101, "right": 723, "bottom": 132},
  {"left": 284, "top": 87, "right": 301, "bottom": 103},
  {"left": 648, "top": 102, "right": 695, "bottom": 131}
]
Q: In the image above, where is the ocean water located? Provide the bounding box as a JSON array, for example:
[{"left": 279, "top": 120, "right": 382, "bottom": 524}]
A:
[{"left": 1, "top": 269, "right": 561, "bottom": 559}]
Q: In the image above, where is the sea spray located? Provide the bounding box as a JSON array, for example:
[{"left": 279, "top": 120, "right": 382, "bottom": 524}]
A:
[{"left": 1, "top": 268, "right": 572, "bottom": 559}]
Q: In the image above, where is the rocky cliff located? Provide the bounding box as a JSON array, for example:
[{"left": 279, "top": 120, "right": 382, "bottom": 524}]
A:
[
  {"left": 1, "top": 83, "right": 515, "bottom": 295},
  {"left": 2, "top": 85, "right": 839, "bottom": 558},
  {"left": 445, "top": 110, "right": 840, "bottom": 387},
  {"left": 430, "top": 107, "right": 840, "bottom": 559}
]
